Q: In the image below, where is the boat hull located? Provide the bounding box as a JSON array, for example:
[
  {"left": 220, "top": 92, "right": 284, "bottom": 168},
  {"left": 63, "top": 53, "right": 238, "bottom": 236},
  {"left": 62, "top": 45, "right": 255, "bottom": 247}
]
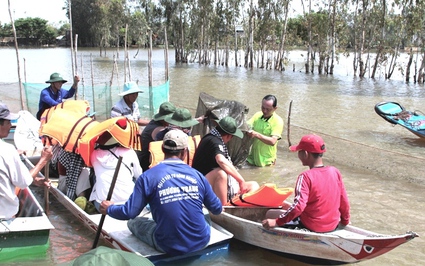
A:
[
  {"left": 211, "top": 207, "right": 418, "bottom": 264},
  {"left": 0, "top": 188, "right": 54, "bottom": 262},
  {"left": 48, "top": 183, "right": 233, "bottom": 263}
]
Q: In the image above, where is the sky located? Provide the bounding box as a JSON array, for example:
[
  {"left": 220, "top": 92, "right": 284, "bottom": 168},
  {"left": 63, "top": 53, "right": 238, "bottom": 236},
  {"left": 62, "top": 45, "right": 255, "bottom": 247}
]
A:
[{"left": 0, "top": 0, "right": 68, "bottom": 26}]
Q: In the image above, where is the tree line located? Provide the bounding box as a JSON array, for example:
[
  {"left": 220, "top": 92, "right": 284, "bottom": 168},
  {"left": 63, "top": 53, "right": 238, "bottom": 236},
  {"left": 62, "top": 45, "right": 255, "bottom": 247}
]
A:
[{"left": 2, "top": 0, "right": 425, "bottom": 83}]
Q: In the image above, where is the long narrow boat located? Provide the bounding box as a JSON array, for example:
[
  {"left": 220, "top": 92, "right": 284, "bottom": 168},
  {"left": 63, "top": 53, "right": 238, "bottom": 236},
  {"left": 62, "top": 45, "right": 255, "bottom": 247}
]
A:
[
  {"left": 375, "top": 101, "right": 425, "bottom": 138},
  {"left": 23, "top": 157, "right": 232, "bottom": 264},
  {"left": 211, "top": 206, "right": 418, "bottom": 264},
  {"left": 0, "top": 187, "right": 54, "bottom": 262},
  {"left": 47, "top": 184, "right": 233, "bottom": 264}
]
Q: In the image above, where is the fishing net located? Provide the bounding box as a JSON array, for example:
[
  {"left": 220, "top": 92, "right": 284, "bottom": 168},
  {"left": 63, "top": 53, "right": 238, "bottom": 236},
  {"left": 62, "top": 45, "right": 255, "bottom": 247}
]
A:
[
  {"left": 23, "top": 80, "right": 169, "bottom": 121},
  {"left": 192, "top": 92, "right": 252, "bottom": 168}
]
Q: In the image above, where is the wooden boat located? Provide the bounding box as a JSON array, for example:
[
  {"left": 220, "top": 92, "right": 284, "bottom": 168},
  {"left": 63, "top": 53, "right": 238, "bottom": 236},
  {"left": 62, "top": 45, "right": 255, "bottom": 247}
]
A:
[
  {"left": 47, "top": 184, "right": 233, "bottom": 264},
  {"left": 0, "top": 187, "right": 54, "bottom": 262},
  {"left": 210, "top": 206, "right": 418, "bottom": 264},
  {"left": 375, "top": 101, "right": 425, "bottom": 138}
]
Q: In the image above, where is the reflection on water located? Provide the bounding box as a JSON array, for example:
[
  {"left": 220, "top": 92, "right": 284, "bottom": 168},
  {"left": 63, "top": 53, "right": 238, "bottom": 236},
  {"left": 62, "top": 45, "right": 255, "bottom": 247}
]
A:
[{"left": 0, "top": 47, "right": 424, "bottom": 265}]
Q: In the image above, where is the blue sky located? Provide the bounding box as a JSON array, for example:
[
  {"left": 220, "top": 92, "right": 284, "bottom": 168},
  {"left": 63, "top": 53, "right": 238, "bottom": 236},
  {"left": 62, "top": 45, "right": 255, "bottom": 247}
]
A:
[{"left": 0, "top": 0, "right": 68, "bottom": 26}]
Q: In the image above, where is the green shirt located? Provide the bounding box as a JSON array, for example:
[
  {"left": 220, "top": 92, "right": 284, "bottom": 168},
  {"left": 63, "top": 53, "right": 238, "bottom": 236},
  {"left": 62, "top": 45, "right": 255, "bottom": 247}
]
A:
[{"left": 247, "top": 111, "right": 284, "bottom": 166}]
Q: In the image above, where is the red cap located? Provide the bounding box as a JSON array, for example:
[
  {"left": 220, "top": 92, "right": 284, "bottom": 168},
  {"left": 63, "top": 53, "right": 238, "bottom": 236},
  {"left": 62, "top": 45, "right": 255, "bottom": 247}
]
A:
[{"left": 289, "top": 134, "right": 326, "bottom": 153}]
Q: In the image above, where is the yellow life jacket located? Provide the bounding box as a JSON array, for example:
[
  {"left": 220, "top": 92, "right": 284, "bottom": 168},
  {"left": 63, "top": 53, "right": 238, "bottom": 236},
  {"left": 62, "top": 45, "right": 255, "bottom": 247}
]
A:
[
  {"left": 149, "top": 135, "right": 201, "bottom": 168},
  {"left": 39, "top": 108, "right": 99, "bottom": 153},
  {"left": 78, "top": 117, "right": 141, "bottom": 167},
  {"left": 227, "top": 183, "right": 294, "bottom": 207},
  {"left": 39, "top": 99, "right": 91, "bottom": 128}
]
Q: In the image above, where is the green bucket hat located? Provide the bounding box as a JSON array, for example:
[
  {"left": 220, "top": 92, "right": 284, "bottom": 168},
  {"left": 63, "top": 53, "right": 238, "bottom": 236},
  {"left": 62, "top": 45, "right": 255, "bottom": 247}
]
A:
[
  {"left": 164, "top": 108, "right": 199, "bottom": 128},
  {"left": 46, "top": 72, "right": 67, "bottom": 83},
  {"left": 63, "top": 246, "right": 154, "bottom": 266},
  {"left": 216, "top": 116, "right": 244, "bottom": 139},
  {"left": 153, "top": 102, "right": 176, "bottom": 121}
]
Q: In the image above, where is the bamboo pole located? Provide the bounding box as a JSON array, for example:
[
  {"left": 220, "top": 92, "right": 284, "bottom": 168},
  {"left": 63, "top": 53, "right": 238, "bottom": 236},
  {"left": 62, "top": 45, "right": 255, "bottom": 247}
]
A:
[
  {"left": 8, "top": 0, "right": 24, "bottom": 110},
  {"left": 68, "top": 0, "right": 76, "bottom": 83},
  {"left": 148, "top": 30, "right": 153, "bottom": 116},
  {"left": 287, "top": 100, "right": 293, "bottom": 147},
  {"left": 164, "top": 27, "right": 169, "bottom": 82},
  {"left": 124, "top": 24, "right": 128, "bottom": 83},
  {"left": 90, "top": 54, "right": 96, "bottom": 112}
]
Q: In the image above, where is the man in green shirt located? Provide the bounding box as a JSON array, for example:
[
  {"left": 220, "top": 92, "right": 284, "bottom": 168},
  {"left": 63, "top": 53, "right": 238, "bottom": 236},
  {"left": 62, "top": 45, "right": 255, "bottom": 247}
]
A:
[{"left": 246, "top": 95, "right": 284, "bottom": 166}]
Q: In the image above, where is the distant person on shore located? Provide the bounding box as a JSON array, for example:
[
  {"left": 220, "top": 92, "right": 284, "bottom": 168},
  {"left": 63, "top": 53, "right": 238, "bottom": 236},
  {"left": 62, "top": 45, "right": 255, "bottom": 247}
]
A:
[
  {"left": 111, "top": 81, "right": 149, "bottom": 126},
  {"left": 262, "top": 134, "right": 350, "bottom": 233},
  {"left": 36, "top": 73, "right": 80, "bottom": 120},
  {"left": 192, "top": 116, "right": 259, "bottom": 205},
  {"left": 139, "top": 101, "right": 176, "bottom": 171},
  {"left": 0, "top": 103, "right": 53, "bottom": 219},
  {"left": 246, "top": 94, "right": 284, "bottom": 167},
  {"left": 100, "top": 130, "right": 222, "bottom": 255}
]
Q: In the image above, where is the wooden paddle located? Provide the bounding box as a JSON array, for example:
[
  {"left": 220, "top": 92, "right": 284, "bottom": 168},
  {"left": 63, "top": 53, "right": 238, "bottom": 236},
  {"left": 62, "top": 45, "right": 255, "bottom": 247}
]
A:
[
  {"left": 287, "top": 100, "right": 293, "bottom": 147},
  {"left": 44, "top": 162, "right": 50, "bottom": 216},
  {"left": 92, "top": 155, "right": 123, "bottom": 249}
]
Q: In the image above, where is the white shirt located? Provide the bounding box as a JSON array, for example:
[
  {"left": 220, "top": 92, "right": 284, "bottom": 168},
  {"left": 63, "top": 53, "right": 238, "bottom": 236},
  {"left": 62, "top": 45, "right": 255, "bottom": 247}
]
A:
[
  {"left": 110, "top": 98, "right": 141, "bottom": 123},
  {"left": 89, "top": 146, "right": 143, "bottom": 205},
  {"left": 0, "top": 140, "right": 33, "bottom": 219}
]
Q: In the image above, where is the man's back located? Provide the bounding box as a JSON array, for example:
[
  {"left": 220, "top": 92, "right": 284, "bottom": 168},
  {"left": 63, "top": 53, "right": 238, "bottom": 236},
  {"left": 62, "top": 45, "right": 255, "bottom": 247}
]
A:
[
  {"left": 296, "top": 166, "right": 350, "bottom": 232},
  {"left": 109, "top": 159, "right": 222, "bottom": 255}
]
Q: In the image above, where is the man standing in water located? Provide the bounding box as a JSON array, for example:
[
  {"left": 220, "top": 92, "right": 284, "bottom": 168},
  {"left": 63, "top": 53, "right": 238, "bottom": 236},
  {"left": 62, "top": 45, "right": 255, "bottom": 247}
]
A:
[
  {"left": 37, "top": 73, "right": 80, "bottom": 120},
  {"left": 246, "top": 94, "right": 284, "bottom": 167},
  {"left": 262, "top": 134, "right": 350, "bottom": 233}
]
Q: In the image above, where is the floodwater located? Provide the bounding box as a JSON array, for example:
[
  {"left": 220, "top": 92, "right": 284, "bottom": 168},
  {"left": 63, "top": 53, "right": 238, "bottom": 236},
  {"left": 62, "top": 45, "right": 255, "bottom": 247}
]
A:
[{"left": 0, "top": 47, "right": 424, "bottom": 265}]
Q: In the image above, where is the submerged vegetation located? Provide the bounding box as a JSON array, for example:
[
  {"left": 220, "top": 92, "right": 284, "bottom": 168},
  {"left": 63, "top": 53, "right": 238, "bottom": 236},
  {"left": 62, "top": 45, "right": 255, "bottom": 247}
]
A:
[{"left": 1, "top": 0, "right": 425, "bottom": 83}]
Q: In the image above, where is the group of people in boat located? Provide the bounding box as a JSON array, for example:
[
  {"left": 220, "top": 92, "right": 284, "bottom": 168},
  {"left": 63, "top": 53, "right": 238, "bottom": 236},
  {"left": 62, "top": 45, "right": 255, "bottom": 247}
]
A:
[{"left": 0, "top": 72, "right": 350, "bottom": 256}]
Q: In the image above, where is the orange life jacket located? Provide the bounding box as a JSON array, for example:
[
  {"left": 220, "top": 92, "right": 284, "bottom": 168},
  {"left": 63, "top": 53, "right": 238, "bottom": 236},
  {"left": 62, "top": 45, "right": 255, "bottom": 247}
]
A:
[
  {"left": 39, "top": 108, "right": 99, "bottom": 153},
  {"left": 78, "top": 117, "right": 141, "bottom": 167},
  {"left": 149, "top": 135, "right": 201, "bottom": 168},
  {"left": 227, "top": 183, "right": 294, "bottom": 207}
]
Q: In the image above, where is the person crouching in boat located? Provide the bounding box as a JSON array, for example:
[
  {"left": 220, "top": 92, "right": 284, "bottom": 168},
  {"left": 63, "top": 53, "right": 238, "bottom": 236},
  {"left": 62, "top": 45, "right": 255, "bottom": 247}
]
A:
[
  {"left": 192, "top": 116, "right": 259, "bottom": 205},
  {"left": 153, "top": 107, "right": 203, "bottom": 141},
  {"left": 100, "top": 130, "right": 222, "bottom": 256},
  {"left": 36, "top": 73, "right": 80, "bottom": 120},
  {"left": 90, "top": 131, "right": 143, "bottom": 213},
  {"left": 139, "top": 101, "right": 176, "bottom": 171},
  {"left": 262, "top": 134, "right": 350, "bottom": 233},
  {"left": 0, "top": 103, "right": 53, "bottom": 219}
]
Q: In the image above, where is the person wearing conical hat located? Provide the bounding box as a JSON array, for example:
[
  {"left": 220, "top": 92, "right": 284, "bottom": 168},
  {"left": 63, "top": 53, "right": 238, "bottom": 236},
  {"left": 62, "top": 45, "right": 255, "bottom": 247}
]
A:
[
  {"left": 111, "top": 81, "right": 149, "bottom": 126},
  {"left": 139, "top": 102, "right": 176, "bottom": 171},
  {"left": 192, "top": 116, "right": 259, "bottom": 205},
  {"left": 36, "top": 73, "right": 80, "bottom": 120}
]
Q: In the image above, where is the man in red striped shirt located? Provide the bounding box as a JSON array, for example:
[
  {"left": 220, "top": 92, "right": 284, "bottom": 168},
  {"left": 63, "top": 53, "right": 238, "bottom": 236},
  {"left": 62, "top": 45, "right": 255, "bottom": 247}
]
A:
[{"left": 262, "top": 134, "right": 350, "bottom": 233}]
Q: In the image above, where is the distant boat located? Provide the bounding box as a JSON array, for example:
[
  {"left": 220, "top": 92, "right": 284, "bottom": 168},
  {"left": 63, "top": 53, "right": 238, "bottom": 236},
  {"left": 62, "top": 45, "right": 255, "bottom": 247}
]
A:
[
  {"left": 0, "top": 187, "right": 54, "bottom": 263},
  {"left": 375, "top": 101, "right": 425, "bottom": 139}
]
